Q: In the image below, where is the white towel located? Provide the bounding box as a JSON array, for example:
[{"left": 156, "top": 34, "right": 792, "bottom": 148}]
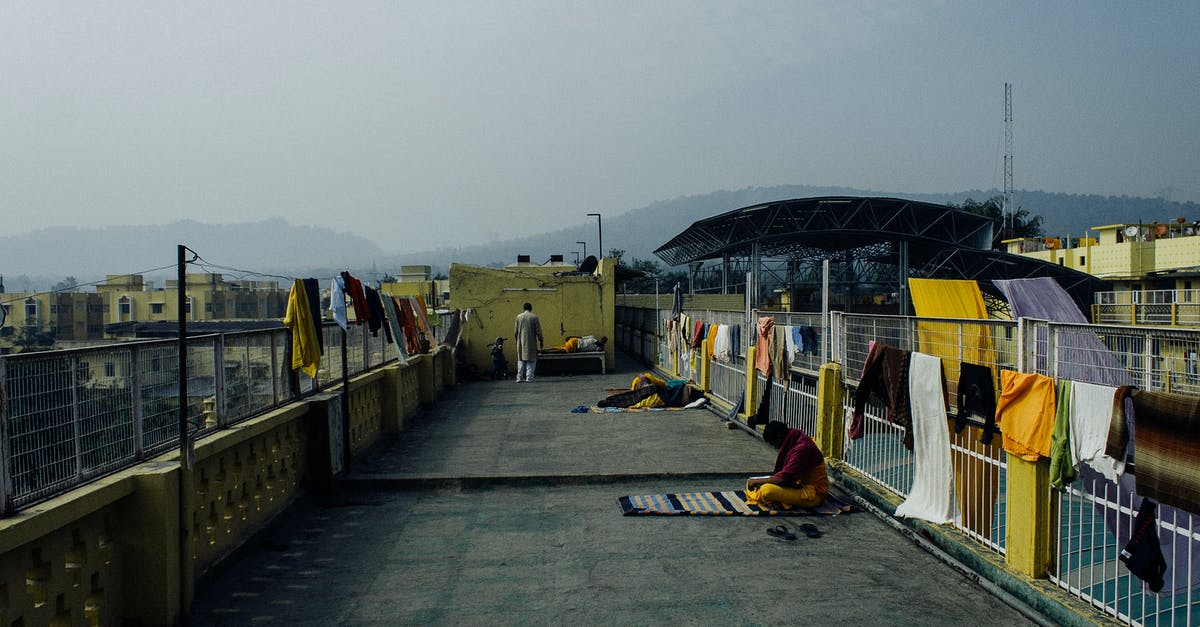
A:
[
  {"left": 895, "top": 352, "right": 960, "bottom": 525},
  {"left": 1070, "top": 381, "right": 1126, "bottom": 482},
  {"left": 713, "top": 324, "right": 731, "bottom": 362}
]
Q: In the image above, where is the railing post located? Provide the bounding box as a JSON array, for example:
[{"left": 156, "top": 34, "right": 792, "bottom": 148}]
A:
[
  {"left": 213, "top": 335, "right": 226, "bottom": 428},
  {"left": 814, "top": 362, "right": 844, "bottom": 460},
  {"left": 744, "top": 346, "right": 758, "bottom": 419},
  {"left": 131, "top": 345, "right": 144, "bottom": 459},
  {"left": 70, "top": 353, "right": 83, "bottom": 481},
  {"left": 0, "top": 357, "right": 12, "bottom": 515}
]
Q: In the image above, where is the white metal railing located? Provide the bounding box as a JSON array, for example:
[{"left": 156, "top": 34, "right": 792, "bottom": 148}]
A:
[{"left": 0, "top": 321, "right": 406, "bottom": 514}]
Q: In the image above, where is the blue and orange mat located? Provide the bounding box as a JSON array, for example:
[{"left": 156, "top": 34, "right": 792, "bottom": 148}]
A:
[{"left": 617, "top": 490, "right": 853, "bottom": 516}]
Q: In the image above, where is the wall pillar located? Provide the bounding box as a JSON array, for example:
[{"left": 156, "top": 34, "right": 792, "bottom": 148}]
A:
[
  {"left": 814, "top": 363, "right": 845, "bottom": 460},
  {"left": 744, "top": 346, "right": 758, "bottom": 419},
  {"left": 1005, "top": 456, "right": 1055, "bottom": 577}
]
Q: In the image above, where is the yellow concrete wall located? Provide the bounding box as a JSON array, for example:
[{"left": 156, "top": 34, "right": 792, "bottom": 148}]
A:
[
  {"left": 450, "top": 260, "right": 616, "bottom": 373},
  {"left": 0, "top": 355, "right": 449, "bottom": 625}
]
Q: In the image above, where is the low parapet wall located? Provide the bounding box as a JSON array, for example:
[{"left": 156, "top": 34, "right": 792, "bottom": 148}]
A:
[{"left": 0, "top": 346, "right": 454, "bottom": 626}]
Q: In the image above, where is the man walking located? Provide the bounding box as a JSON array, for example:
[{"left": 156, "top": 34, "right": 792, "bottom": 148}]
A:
[{"left": 513, "top": 302, "right": 543, "bottom": 383}]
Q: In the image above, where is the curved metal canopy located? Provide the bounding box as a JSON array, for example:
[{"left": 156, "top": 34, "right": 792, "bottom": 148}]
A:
[{"left": 654, "top": 196, "right": 1105, "bottom": 311}]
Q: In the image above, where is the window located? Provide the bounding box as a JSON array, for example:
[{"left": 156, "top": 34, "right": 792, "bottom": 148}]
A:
[
  {"left": 104, "top": 362, "right": 115, "bottom": 377},
  {"left": 186, "top": 296, "right": 194, "bottom": 320},
  {"left": 1078, "top": 256, "right": 1085, "bottom": 266},
  {"left": 118, "top": 296, "right": 133, "bottom": 322},
  {"left": 24, "top": 298, "right": 37, "bottom": 325},
  {"left": 151, "top": 303, "right": 164, "bottom": 314}
]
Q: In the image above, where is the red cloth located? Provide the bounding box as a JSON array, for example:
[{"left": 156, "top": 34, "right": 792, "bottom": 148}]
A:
[
  {"left": 340, "top": 272, "right": 369, "bottom": 326},
  {"left": 770, "top": 428, "right": 824, "bottom": 484},
  {"left": 852, "top": 342, "right": 913, "bottom": 449}
]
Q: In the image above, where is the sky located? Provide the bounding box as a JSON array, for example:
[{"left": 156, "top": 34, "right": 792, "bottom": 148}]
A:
[{"left": 3, "top": 1, "right": 1198, "bottom": 251}]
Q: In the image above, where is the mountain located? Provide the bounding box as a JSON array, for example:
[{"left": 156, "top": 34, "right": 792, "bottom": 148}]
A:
[{"left": 3, "top": 188, "right": 1197, "bottom": 291}]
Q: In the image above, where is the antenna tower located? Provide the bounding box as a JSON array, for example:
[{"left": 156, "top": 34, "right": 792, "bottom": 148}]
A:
[{"left": 1003, "top": 82, "right": 1013, "bottom": 236}]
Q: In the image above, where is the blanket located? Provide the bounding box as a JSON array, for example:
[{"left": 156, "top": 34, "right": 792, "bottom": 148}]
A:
[
  {"left": 618, "top": 490, "right": 853, "bottom": 516},
  {"left": 575, "top": 398, "right": 709, "bottom": 413}
]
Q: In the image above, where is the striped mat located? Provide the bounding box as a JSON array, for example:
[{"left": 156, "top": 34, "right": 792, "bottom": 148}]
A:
[{"left": 617, "top": 490, "right": 852, "bottom": 516}]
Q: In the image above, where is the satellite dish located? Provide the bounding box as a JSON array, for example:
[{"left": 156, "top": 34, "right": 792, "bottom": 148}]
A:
[{"left": 1124, "top": 226, "right": 1140, "bottom": 238}]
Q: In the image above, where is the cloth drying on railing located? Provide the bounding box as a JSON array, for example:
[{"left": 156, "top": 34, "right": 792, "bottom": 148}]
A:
[
  {"left": 894, "top": 352, "right": 960, "bottom": 525},
  {"left": 755, "top": 316, "right": 774, "bottom": 376},
  {"left": 302, "top": 278, "right": 323, "bottom": 349},
  {"left": 340, "top": 271, "right": 369, "bottom": 326},
  {"left": 1120, "top": 499, "right": 1168, "bottom": 593},
  {"left": 380, "top": 293, "right": 409, "bottom": 365},
  {"left": 1069, "top": 381, "right": 1126, "bottom": 482},
  {"left": 954, "top": 362, "right": 998, "bottom": 443},
  {"left": 1049, "top": 379, "right": 1075, "bottom": 490},
  {"left": 1127, "top": 389, "right": 1200, "bottom": 516},
  {"left": 330, "top": 275, "right": 349, "bottom": 330},
  {"left": 852, "top": 341, "right": 913, "bottom": 448},
  {"left": 363, "top": 285, "right": 384, "bottom": 337},
  {"left": 770, "top": 324, "right": 789, "bottom": 381},
  {"left": 908, "top": 278, "right": 992, "bottom": 367},
  {"left": 712, "top": 324, "right": 731, "bottom": 362},
  {"left": 993, "top": 277, "right": 1134, "bottom": 388},
  {"left": 284, "top": 279, "right": 322, "bottom": 378},
  {"left": 996, "top": 370, "right": 1056, "bottom": 461}
]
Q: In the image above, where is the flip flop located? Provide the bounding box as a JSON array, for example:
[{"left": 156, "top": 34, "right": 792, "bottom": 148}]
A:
[
  {"left": 799, "top": 523, "right": 821, "bottom": 538},
  {"left": 766, "top": 524, "right": 797, "bottom": 541}
]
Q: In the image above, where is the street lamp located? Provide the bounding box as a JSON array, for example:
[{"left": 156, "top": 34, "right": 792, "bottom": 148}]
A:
[
  {"left": 587, "top": 213, "right": 603, "bottom": 260},
  {"left": 576, "top": 241, "right": 587, "bottom": 260}
]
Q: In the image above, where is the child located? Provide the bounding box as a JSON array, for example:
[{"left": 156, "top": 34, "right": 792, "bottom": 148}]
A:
[{"left": 489, "top": 337, "right": 508, "bottom": 380}]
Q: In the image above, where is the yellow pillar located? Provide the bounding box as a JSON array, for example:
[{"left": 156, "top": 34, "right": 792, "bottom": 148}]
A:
[
  {"left": 744, "top": 346, "right": 758, "bottom": 419},
  {"left": 814, "top": 363, "right": 844, "bottom": 459},
  {"left": 1005, "top": 456, "right": 1056, "bottom": 577},
  {"left": 698, "top": 347, "right": 710, "bottom": 391}
]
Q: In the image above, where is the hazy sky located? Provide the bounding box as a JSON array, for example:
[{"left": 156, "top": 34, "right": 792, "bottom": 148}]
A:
[{"left": 3, "top": 1, "right": 1198, "bottom": 250}]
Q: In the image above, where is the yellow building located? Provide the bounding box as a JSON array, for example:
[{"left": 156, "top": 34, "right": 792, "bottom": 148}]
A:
[
  {"left": 449, "top": 256, "right": 616, "bottom": 374},
  {"left": 0, "top": 273, "right": 288, "bottom": 353},
  {"left": 1007, "top": 218, "right": 1200, "bottom": 326}
]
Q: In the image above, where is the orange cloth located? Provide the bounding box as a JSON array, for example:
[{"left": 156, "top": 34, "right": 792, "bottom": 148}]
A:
[
  {"left": 745, "top": 464, "right": 829, "bottom": 509},
  {"left": 755, "top": 317, "right": 774, "bottom": 376},
  {"left": 996, "top": 370, "right": 1057, "bottom": 461},
  {"left": 705, "top": 324, "right": 717, "bottom": 360}
]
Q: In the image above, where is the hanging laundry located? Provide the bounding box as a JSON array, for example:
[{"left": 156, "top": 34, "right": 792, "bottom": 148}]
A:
[
  {"left": 705, "top": 323, "right": 717, "bottom": 361},
  {"left": 283, "top": 279, "right": 321, "bottom": 378},
  {"left": 712, "top": 324, "right": 731, "bottom": 362},
  {"left": 1120, "top": 499, "right": 1168, "bottom": 593},
  {"left": 800, "top": 325, "right": 819, "bottom": 356},
  {"left": 690, "top": 320, "right": 706, "bottom": 350},
  {"left": 954, "top": 362, "right": 998, "bottom": 443},
  {"left": 363, "top": 286, "right": 385, "bottom": 337},
  {"left": 755, "top": 317, "right": 774, "bottom": 376},
  {"left": 1049, "top": 379, "right": 1074, "bottom": 490},
  {"left": 770, "top": 324, "right": 789, "bottom": 381},
  {"left": 788, "top": 325, "right": 803, "bottom": 360},
  {"left": 996, "top": 370, "right": 1056, "bottom": 461},
  {"left": 730, "top": 324, "right": 741, "bottom": 362},
  {"left": 894, "top": 352, "right": 959, "bottom": 524},
  {"left": 852, "top": 342, "right": 913, "bottom": 449},
  {"left": 329, "top": 275, "right": 349, "bottom": 331},
  {"left": 1127, "top": 389, "right": 1200, "bottom": 516},
  {"left": 783, "top": 325, "right": 798, "bottom": 363},
  {"left": 340, "top": 272, "right": 369, "bottom": 326},
  {"left": 750, "top": 373, "right": 774, "bottom": 428},
  {"left": 302, "top": 278, "right": 324, "bottom": 350},
  {"left": 380, "top": 293, "right": 409, "bottom": 365},
  {"left": 1070, "top": 381, "right": 1126, "bottom": 482}
]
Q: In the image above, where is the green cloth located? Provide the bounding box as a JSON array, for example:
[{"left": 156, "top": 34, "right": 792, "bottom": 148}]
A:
[{"left": 1049, "top": 379, "right": 1075, "bottom": 490}]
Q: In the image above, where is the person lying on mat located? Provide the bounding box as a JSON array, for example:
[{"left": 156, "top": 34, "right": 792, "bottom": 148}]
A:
[
  {"left": 543, "top": 335, "right": 607, "bottom": 353},
  {"left": 745, "top": 420, "right": 829, "bottom": 510}
]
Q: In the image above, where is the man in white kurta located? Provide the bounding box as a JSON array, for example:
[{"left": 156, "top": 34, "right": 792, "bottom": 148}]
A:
[{"left": 513, "top": 302, "right": 543, "bottom": 382}]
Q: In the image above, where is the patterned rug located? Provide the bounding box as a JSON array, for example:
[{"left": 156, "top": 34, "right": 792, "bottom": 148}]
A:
[{"left": 617, "top": 490, "right": 853, "bottom": 516}]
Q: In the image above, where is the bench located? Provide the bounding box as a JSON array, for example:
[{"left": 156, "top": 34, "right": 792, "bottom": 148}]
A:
[{"left": 537, "top": 351, "right": 607, "bottom": 374}]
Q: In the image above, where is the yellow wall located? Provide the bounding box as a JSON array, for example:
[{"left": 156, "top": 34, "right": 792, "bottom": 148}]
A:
[{"left": 450, "top": 260, "right": 616, "bottom": 373}]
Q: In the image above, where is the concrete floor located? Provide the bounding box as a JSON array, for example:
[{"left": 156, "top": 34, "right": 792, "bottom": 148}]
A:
[{"left": 191, "top": 355, "right": 1043, "bottom": 626}]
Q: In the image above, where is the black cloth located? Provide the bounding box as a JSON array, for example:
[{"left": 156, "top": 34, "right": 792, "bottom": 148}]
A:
[
  {"left": 800, "top": 325, "right": 819, "bottom": 356},
  {"left": 363, "top": 286, "right": 385, "bottom": 338},
  {"left": 597, "top": 385, "right": 660, "bottom": 408},
  {"left": 1120, "top": 499, "right": 1167, "bottom": 593},
  {"left": 955, "top": 362, "right": 998, "bottom": 444},
  {"left": 301, "top": 278, "right": 324, "bottom": 350},
  {"left": 750, "top": 373, "right": 773, "bottom": 428}
]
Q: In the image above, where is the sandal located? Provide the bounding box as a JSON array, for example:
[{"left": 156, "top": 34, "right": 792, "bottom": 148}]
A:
[
  {"left": 766, "top": 524, "right": 797, "bottom": 541},
  {"left": 800, "top": 523, "right": 821, "bottom": 538}
]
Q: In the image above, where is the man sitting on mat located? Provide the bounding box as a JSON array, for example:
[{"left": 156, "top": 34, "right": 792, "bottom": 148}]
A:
[{"left": 745, "top": 420, "right": 830, "bottom": 510}]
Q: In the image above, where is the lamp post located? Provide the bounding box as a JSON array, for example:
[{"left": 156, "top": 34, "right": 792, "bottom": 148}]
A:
[
  {"left": 587, "top": 213, "right": 603, "bottom": 259},
  {"left": 576, "top": 241, "right": 587, "bottom": 260}
]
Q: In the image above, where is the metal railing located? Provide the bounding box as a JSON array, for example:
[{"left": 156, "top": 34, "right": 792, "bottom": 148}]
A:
[{"left": 0, "top": 321, "right": 405, "bottom": 514}]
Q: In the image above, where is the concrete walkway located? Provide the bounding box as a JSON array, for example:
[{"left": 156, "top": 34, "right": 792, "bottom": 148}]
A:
[{"left": 191, "top": 355, "right": 1042, "bottom": 626}]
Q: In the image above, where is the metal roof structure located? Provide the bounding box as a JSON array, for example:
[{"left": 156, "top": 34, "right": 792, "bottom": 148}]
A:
[{"left": 654, "top": 196, "right": 1105, "bottom": 313}]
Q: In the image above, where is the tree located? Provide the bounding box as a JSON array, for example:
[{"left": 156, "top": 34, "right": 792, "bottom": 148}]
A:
[
  {"left": 52, "top": 276, "right": 78, "bottom": 292},
  {"left": 956, "top": 196, "right": 1044, "bottom": 249},
  {"left": 607, "top": 248, "right": 625, "bottom": 265}
]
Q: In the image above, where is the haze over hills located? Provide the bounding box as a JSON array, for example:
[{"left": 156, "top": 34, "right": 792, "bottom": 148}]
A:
[{"left": 2, "top": 187, "right": 1197, "bottom": 292}]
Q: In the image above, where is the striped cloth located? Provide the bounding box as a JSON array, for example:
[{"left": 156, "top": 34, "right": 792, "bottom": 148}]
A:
[
  {"left": 617, "top": 490, "right": 851, "bottom": 516},
  {"left": 1128, "top": 389, "right": 1200, "bottom": 515}
]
